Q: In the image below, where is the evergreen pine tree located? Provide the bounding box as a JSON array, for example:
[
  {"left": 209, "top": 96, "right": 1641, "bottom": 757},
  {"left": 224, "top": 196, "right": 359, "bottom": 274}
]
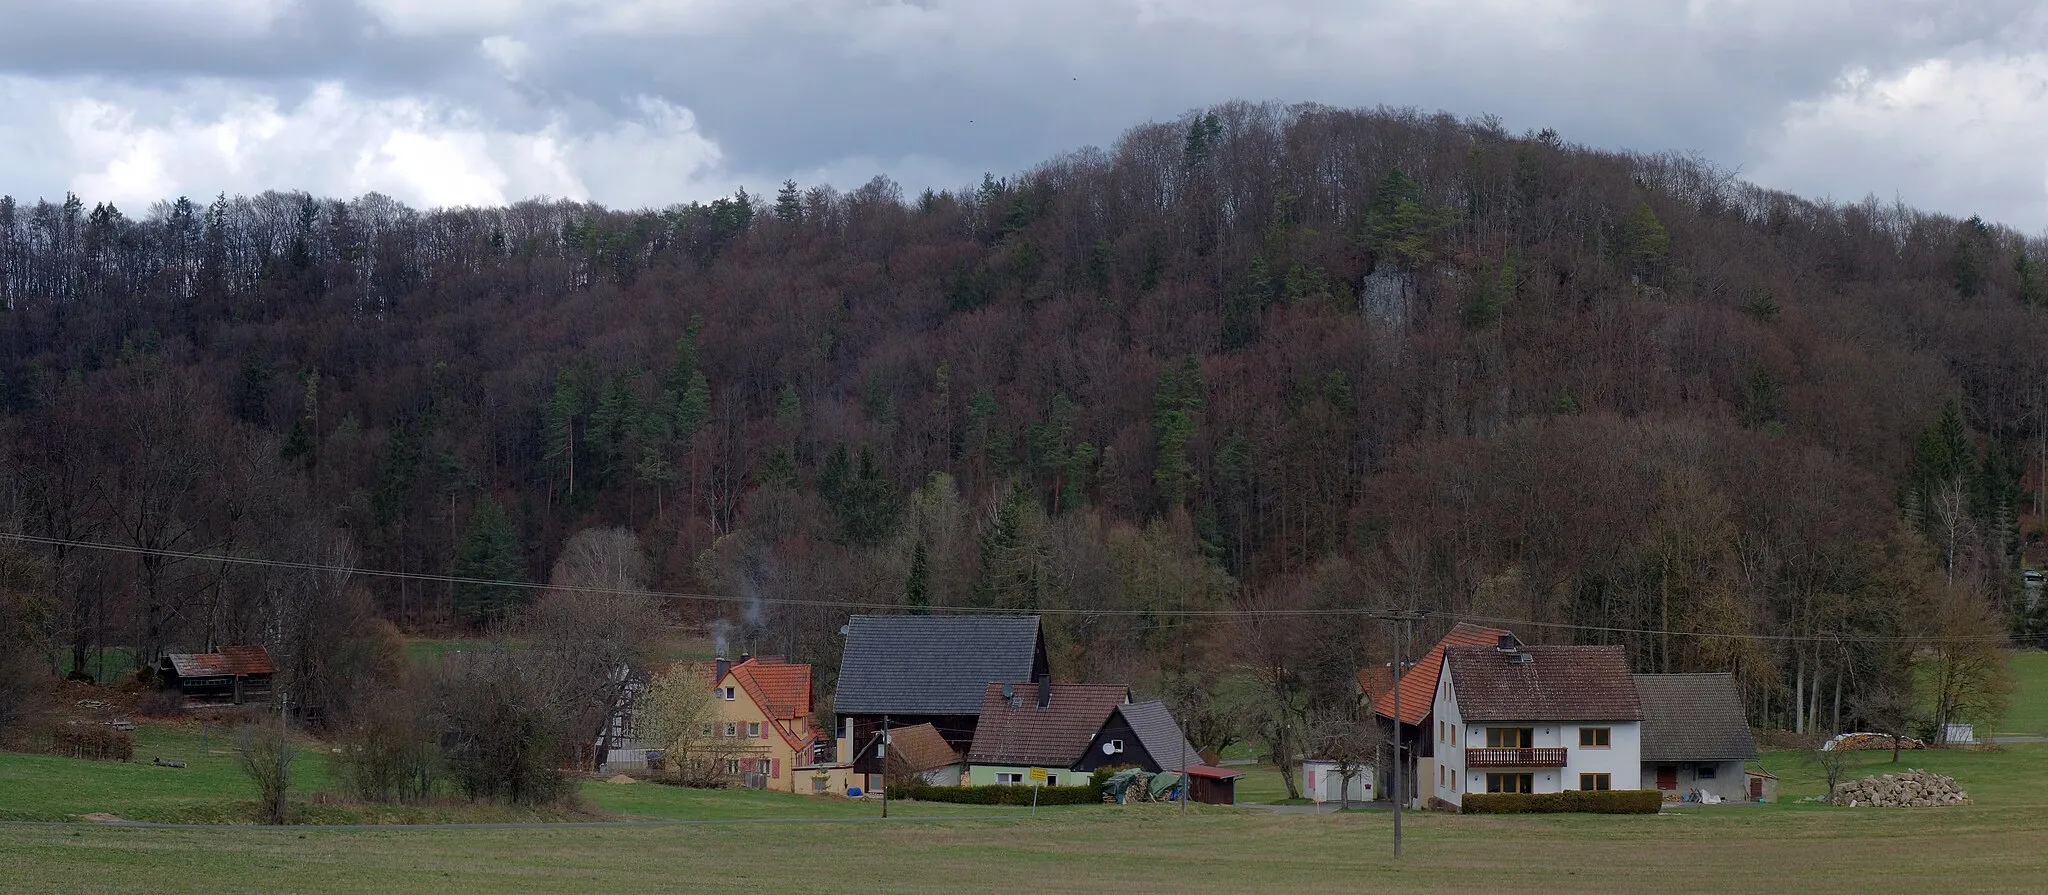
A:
[{"left": 453, "top": 497, "right": 524, "bottom": 626}]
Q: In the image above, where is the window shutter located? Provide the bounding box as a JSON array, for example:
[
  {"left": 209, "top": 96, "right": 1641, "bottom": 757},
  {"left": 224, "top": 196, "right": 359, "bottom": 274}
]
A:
[{"left": 772, "top": 758, "right": 782, "bottom": 778}]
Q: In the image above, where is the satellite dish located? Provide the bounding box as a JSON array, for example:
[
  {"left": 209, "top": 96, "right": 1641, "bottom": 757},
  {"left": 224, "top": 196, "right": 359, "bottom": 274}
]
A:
[
  {"left": 1102, "top": 742, "right": 1116, "bottom": 755},
  {"left": 1001, "top": 683, "right": 1015, "bottom": 700},
  {"left": 839, "top": 625, "right": 850, "bottom": 636}
]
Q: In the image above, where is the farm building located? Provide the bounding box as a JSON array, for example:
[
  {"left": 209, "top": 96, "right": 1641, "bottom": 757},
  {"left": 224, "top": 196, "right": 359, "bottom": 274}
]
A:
[
  {"left": 1183, "top": 765, "right": 1244, "bottom": 805},
  {"left": 157, "top": 646, "right": 275, "bottom": 705},
  {"left": 833, "top": 614, "right": 1049, "bottom": 784},
  {"left": 1635, "top": 673, "right": 1759, "bottom": 802},
  {"left": 1302, "top": 759, "right": 1375, "bottom": 804}
]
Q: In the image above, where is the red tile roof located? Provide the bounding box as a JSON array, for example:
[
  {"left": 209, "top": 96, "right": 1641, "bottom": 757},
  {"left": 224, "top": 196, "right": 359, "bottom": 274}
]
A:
[
  {"left": 164, "top": 645, "right": 275, "bottom": 678},
  {"left": 1443, "top": 645, "right": 1642, "bottom": 722},
  {"left": 732, "top": 657, "right": 812, "bottom": 723},
  {"left": 1374, "top": 623, "right": 1515, "bottom": 726},
  {"left": 966, "top": 682, "right": 1130, "bottom": 767},
  {"left": 1183, "top": 765, "right": 1244, "bottom": 780}
]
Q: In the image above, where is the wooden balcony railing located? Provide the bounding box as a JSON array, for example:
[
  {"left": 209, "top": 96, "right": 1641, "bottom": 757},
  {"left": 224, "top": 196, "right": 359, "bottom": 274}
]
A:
[{"left": 1465, "top": 747, "right": 1568, "bottom": 768}]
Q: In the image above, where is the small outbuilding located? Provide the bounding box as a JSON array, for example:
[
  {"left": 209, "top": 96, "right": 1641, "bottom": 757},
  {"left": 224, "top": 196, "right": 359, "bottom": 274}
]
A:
[
  {"left": 1302, "top": 759, "right": 1375, "bottom": 805},
  {"left": 158, "top": 646, "right": 275, "bottom": 705},
  {"left": 1183, "top": 764, "right": 1244, "bottom": 805},
  {"left": 1635, "top": 673, "right": 1759, "bottom": 802}
]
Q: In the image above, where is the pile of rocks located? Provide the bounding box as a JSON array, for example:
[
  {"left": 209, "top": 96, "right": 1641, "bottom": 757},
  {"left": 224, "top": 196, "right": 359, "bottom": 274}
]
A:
[{"left": 1833, "top": 769, "right": 1969, "bottom": 807}]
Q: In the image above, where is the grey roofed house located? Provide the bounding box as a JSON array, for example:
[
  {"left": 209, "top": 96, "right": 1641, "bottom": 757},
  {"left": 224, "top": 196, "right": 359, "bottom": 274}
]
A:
[
  {"left": 1635, "top": 673, "right": 1759, "bottom": 762},
  {"left": 833, "top": 615, "right": 1049, "bottom": 715}
]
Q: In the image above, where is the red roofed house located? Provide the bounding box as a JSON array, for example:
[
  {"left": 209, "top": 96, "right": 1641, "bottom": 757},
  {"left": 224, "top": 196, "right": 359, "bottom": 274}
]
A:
[
  {"left": 603, "top": 654, "right": 837, "bottom": 793},
  {"left": 964, "top": 680, "right": 1130, "bottom": 787},
  {"left": 158, "top": 645, "right": 275, "bottom": 705},
  {"left": 1429, "top": 641, "right": 1645, "bottom": 809},
  {"left": 1365, "top": 623, "right": 1515, "bottom": 807}
]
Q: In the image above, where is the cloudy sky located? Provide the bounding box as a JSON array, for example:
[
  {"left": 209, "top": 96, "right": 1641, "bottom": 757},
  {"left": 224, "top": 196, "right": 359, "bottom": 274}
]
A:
[{"left": 3, "top": 0, "right": 2046, "bottom": 230}]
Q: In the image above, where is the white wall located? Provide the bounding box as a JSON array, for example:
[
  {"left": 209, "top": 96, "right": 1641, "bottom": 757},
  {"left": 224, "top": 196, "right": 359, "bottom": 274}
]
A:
[
  {"left": 1432, "top": 659, "right": 1465, "bottom": 807},
  {"left": 1562, "top": 721, "right": 1641, "bottom": 790},
  {"left": 1303, "top": 761, "right": 1375, "bottom": 803},
  {"left": 1641, "top": 759, "right": 1748, "bottom": 801}
]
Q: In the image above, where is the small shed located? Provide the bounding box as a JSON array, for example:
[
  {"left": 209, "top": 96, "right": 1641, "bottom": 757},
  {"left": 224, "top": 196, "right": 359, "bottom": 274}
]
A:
[
  {"left": 1183, "top": 765, "right": 1244, "bottom": 805},
  {"left": 158, "top": 646, "right": 275, "bottom": 705},
  {"left": 1302, "top": 759, "right": 1375, "bottom": 804}
]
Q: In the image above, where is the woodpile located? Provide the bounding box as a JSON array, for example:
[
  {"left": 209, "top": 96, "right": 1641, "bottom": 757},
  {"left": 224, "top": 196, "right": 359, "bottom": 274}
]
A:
[{"left": 1833, "top": 769, "right": 1969, "bottom": 807}]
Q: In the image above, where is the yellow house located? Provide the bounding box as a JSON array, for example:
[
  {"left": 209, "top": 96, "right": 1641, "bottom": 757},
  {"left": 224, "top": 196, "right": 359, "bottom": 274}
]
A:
[{"left": 701, "top": 655, "right": 827, "bottom": 793}]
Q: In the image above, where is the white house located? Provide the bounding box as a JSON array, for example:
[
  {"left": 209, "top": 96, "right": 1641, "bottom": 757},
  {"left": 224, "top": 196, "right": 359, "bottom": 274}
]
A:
[{"left": 1429, "top": 640, "right": 1644, "bottom": 809}]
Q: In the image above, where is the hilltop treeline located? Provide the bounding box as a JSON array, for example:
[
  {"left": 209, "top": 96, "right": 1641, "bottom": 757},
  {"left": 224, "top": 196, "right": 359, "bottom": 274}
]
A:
[{"left": 0, "top": 101, "right": 2033, "bottom": 738}]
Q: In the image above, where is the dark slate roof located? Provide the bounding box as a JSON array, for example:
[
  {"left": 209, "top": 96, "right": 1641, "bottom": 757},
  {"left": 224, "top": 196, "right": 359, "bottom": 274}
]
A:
[
  {"left": 833, "top": 615, "right": 1046, "bottom": 715},
  {"left": 1635, "top": 673, "right": 1759, "bottom": 762},
  {"left": 1443, "top": 645, "right": 1641, "bottom": 722},
  {"left": 1117, "top": 700, "right": 1201, "bottom": 773},
  {"left": 967, "top": 682, "right": 1130, "bottom": 767}
]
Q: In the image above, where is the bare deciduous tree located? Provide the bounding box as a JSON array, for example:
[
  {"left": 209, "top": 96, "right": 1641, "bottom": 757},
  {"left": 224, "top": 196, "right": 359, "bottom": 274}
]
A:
[
  {"left": 238, "top": 717, "right": 297, "bottom": 824},
  {"left": 637, "top": 663, "right": 745, "bottom": 788}
]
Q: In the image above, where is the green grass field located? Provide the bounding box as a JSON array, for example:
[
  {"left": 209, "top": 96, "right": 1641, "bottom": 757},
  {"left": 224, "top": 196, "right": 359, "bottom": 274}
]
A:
[{"left": 1998, "top": 650, "right": 2048, "bottom": 735}]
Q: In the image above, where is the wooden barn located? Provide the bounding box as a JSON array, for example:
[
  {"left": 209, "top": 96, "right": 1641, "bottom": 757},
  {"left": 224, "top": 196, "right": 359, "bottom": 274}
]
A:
[{"left": 158, "top": 646, "right": 275, "bottom": 705}]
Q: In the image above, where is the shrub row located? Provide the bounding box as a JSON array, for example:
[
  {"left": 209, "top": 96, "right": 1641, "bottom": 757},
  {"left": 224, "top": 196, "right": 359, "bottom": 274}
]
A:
[
  {"left": 52, "top": 722, "right": 134, "bottom": 761},
  {"left": 1460, "top": 789, "right": 1663, "bottom": 814},
  {"left": 892, "top": 781, "right": 1100, "bottom": 806}
]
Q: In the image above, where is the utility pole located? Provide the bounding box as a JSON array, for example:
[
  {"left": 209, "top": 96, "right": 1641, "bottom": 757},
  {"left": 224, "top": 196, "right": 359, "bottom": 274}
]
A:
[
  {"left": 1371, "top": 608, "right": 1428, "bottom": 859},
  {"left": 880, "top": 714, "right": 890, "bottom": 819}
]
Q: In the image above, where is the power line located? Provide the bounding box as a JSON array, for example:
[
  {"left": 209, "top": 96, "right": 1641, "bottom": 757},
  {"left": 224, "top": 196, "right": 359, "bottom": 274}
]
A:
[{"left": 0, "top": 531, "right": 2017, "bottom": 644}]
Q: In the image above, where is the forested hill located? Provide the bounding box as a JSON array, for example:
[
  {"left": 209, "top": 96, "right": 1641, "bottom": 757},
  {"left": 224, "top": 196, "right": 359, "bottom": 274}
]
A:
[{"left": 0, "top": 101, "right": 2037, "bottom": 731}]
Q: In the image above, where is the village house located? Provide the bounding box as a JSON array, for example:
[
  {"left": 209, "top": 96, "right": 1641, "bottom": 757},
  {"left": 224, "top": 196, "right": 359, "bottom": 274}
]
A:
[
  {"left": 1074, "top": 699, "right": 1202, "bottom": 777},
  {"left": 602, "top": 654, "right": 832, "bottom": 794},
  {"left": 1634, "top": 673, "right": 1760, "bottom": 802},
  {"left": 964, "top": 680, "right": 1130, "bottom": 787},
  {"left": 833, "top": 614, "right": 1049, "bottom": 792},
  {"left": 1428, "top": 638, "right": 1644, "bottom": 809},
  {"left": 1362, "top": 623, "right": 1517, "bottom": 807}
]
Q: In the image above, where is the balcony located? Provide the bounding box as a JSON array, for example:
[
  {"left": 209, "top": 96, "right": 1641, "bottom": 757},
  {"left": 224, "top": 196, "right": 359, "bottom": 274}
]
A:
[{"left": 1465, "top": 747, "right": 1568, "bottom": 768}]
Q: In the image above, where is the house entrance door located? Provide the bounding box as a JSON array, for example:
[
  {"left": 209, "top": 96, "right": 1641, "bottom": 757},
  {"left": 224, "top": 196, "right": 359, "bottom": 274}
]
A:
[
  {"left": 1656, "top": 766, "right": 1677, "bottom": 790},
  {"left": 1749, "top": 776, "right": 1763, "bottom": 799}
]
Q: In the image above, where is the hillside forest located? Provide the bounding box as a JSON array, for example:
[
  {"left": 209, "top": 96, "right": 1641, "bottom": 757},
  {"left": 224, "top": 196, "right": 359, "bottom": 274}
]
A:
[{"left": 0, "top": 101, "right": 2033, "bottom": 754}]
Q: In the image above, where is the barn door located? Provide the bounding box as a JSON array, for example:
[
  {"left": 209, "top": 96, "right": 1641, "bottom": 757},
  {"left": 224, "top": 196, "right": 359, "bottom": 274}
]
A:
[
  {"left": 1656, "top": 766, "right": 1677, "bottom": 790},
  {"left": 1749, "top": 776, "right": 1763, "bottom": 799}
]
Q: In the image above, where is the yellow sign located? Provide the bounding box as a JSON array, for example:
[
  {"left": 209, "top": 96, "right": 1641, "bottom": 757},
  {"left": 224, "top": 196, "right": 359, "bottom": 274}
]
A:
[{"left": 1028, "top": 767, "right": 1048, "bottom": 783}]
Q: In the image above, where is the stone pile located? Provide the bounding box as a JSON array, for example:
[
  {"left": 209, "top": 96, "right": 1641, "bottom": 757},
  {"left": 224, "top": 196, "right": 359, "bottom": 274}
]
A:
[{"left": 1833, "top": 769, "right": 1969, "bottom": 807}]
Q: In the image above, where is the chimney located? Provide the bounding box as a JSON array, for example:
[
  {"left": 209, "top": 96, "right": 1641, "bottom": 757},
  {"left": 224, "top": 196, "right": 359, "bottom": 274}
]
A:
[
  {"left": 1037, "top": 675, "right": 1052, "bottom": 710},
  {"left": 714, "top": 656, "right": 730, "bottom": 682},
  {"left": 738, "top": 651, "right": 751, "bottom": 665},
  {"left": 1496, "top": 634, "right": 1517, "bottom": 652}
]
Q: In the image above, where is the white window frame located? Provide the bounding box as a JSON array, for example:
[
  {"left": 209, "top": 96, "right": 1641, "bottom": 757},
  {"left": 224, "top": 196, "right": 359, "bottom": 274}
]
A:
[{"left": 748, "top": 721, "right": 762, "bottom": 739}]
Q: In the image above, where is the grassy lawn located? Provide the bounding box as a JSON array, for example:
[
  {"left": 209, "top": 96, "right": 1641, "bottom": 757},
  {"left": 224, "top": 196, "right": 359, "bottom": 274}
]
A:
[
  {"left": 5, "top": 724, "right": 2047, "bottom": 893},
  {"left": 1999, "top": 650, "right": 2048, "bottom": 735},
  {"left": 1229, "top": 762, "right": 1309, "bottom": 805},
  {"left": 4, "top": 777, "right": 2046, "bottom": 894}
]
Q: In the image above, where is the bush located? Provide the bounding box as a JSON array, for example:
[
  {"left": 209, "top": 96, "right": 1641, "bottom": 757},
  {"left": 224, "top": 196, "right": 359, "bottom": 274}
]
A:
[
  {"left": 51, "top": 722, "right": 134, "bottom": 761},
  {"left": 893, "top": 781, "right": 1101, "bottom": 806},
  {"left": 1460, "top": 789, "right": 1663, "bottom": 814}
]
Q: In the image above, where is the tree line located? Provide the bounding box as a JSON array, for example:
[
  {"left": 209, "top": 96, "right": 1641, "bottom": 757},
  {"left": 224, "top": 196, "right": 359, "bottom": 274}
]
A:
[{"left": 0, "top": 102, "right": 2033, "bottom": 767}]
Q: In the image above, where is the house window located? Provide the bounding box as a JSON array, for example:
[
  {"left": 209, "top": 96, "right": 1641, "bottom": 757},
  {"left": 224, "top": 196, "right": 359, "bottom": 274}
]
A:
[
  {"left": 748, "top": 722, "right": 762, "bottom": 738},
  {"left": 721, "top": 686, "right": 736, "bottom": 701},
  {"left": 1697, "top": 765, "right": 1717, "bottom": 780},
  {"left": 724, "top": 759, "right": 740, "bottom": 775},
  {"left": 1451, "top": 724, "right": 1458, "bottom": 745},
  {"left": 758, "top": 759, "right": 773, "bottom": 775},
  {"left": 1485, "top": 728, "right": 1534, "bottom": 748},
  {"left": 1579, "top": 773, "right": 1612, "bottom": 791},
  {"left": 995, "top": 772, "right": 1023, "bottom": 784},
  {"left": 1486, "top": 773, "right": 1535, "bottom": 793},
  {"left": 700, "top": 723, "right": 713, "bottom": 737},
  {"left": 1045, "top": 774, "right": 1059, "bottom": 786},
  {"left": 723, "top": 722, "right": 738, "bottom": 738},
  {"left": 1438, "top": 720, "right": 1446, "bottom": 742},
  {"left": 1579, "top": 727, "right": 1611, "bottom": 748}
]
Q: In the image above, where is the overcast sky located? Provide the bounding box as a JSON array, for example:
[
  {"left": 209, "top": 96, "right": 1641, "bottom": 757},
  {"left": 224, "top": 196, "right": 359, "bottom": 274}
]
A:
[{"left": 3, "top": 0, "right": 2046, "bottom": 230}]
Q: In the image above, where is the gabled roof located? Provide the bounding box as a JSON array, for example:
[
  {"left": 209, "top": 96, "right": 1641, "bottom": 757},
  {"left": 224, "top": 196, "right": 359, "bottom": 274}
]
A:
[
  {"left": 834, "top": 615, "right": 1047, "bottom": 716},
  {"left": 731, "top": 657, "right": 812, "bottom": 722},
  {"left": 1115, "top": 700, "right": 1200, "bottom": 773},
  {"left": 885, "top": 723, "right": 961, "bottom": 774},
  {"left": 1184, "top": 765, "right": 1243, "bottom": 780},
  {"left": 967, "top": 682, "right": 1129, "bottom": 767},
  {"left": 1374, "top": 623, "right": 1515, "bottom": 726},
  {"left": 164, "top": 645, "right": 275, "bottom": 678},
  {"left": 1635, "top": 673, "right": 1759, "bottom": 762},
  {"left": 1443, "top": 644, "right": 1641, "bottom": 722}
]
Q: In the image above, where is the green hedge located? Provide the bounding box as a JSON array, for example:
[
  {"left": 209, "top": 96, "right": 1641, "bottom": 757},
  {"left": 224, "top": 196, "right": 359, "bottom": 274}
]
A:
[
  {"left": 1460, "top": 789, "right": 1663, "bottom": 814},
  {"left": 892, "top": 781, "right": 1100, "bottom": 806}
]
